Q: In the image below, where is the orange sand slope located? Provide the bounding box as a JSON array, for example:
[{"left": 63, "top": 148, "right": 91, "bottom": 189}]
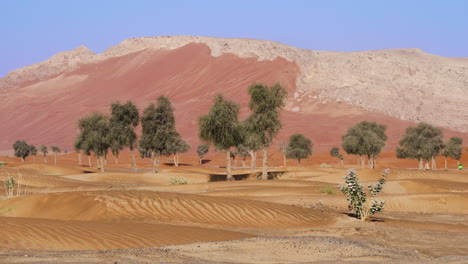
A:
[
  {"left": 0, "top": 217, "right": 251, "bottom": 250},
  {"left": 4, "top": 190, "right": 333, "bottom": 228}
]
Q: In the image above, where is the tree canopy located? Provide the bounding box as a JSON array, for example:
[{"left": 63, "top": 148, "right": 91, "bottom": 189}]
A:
[
  {"left": 139, "top": 96, "right": 180, "bottom": 173},
  {"left": 199, "top": 94, "right": 241, "bottom": 180},
  {"left": 196, "top": 144, "right": 209, "bottom": 164},
  {"left": 442, "top": 136, "right": 463, "bottom": 168},
  {"left": 286, "top": 134, "right": 313, "bottom": 165},
  {"left": 109, "top": 101, "right": 139, "bottom": 166},
  {"left": 245, "top": 83, "right": 287, "bottom": 179},
  {"left": 342, "top": 121, "right": 387, "bottom": 168},
  {"left": 396, "top": 122, "right": 444, "bottom": 169},
  {"left": 13, "top": 140, "right": 30, "bottom": 162},
  {"left": 76, "top": 112, "right": 111, "bottom": 172}
]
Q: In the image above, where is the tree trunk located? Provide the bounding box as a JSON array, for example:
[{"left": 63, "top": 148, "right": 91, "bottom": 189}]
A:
[
  {"left": 44, "top": 155, "right": 47, "bottom": 163},
  {"left": 242, "top": 159, "right": 246, "bottom": 168},
  {"left": 156, "top": 153, "right": 162, "bottom": 173},
  {"left": 360, "top": 156, "right": 365, "bottom": 169},
  {"left": 100, "top": 156, "right": 105, "bottom": 173},
  {"left": 54, "top": 154, "right": 57, "bottom": 165},
  {"left": 88, "top": 156, "right": 92, "bottom": 167},
  {"left": 432, "top": 156, "right": 437, "bottom": 170},
  {"left": 78, "top": 152, "right": 82, "bottom": 166},
  {"left": 173, "top": 154, "right": 178, "bottom": 166},
  {"left": 199, "top": 158, "right": 202, "bottom": 165},
  {"left": 457, "top": 160, "right": 460, "bottom": 166},
  {"left": 261, "top": 148, "right": 268, "bottom": 180},
  {"left": 131, "top": 149, "right": 137, "bottom": 170},
  {"left": 249, "top": 150, "right": 256, "bottom": 172},
  {"left": 425, "top": 160, "right": 430, "bottom": 170},
  {"left": 418, "top": 158, "right": 424, "bottom": 170},
  {"left": 226, "top": 150, "right": 233, "bottom": 181},
  {"left": 444, "top": 157, "right": 447, "bottom": 169},
  {"left": 115, "top": 156, "right": 118, "bottom": 164},
  {"left": 21, "top": 157, "right": 25, "bottom": 163},
  {"left": 283, "top": 154, "right": 286, "bottom": 167},
  {"left": 340, "top": 159, "right": 344, "bottom": 167},
  {"left": 151, "top": 151, "right": 156, "bottom": 173},
  {"left": 297, "top": 159, "right": 301, "bottom": 166}
]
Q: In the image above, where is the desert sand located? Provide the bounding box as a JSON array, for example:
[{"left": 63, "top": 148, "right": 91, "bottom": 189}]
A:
[{"left": 0, "top": 152, "right": 467, "bottom": 263}]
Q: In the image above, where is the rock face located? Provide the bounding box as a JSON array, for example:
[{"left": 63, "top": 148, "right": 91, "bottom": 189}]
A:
[{"left": 1, "top": 36, "right": 467, "bottom": 151}]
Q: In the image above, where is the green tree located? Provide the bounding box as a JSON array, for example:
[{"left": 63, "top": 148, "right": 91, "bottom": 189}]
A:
[
  {"left": 199, "top": 94, "right": 241, "bottom": 180},
  {"left": 76, "top": 112, "right": 111, "bottom": 172},
  {"left": 330, "top": 147, "right": 344, "bottom": 166},
  {"left": 239, "top": 121, "right": 262, "bottom": 172},
  {"left": 29, "top": 145, "right": 38, "bottom": 161},
  {"left": 237, "top": 145, "right": 250, "bottom": 168},
  {"left": 139, "top": 96, "right": 179, "bottom": 173},
  {"left": 196, "top": 144, "right": 209, "bottom": 165},
  {"left": 442, "top": 137, "right": 463, "bottom": 169},
  {"left": 396, "top": 122, "right": 444, "bottom": 170},
  {"left": 166, "top": 134, "right": 190, "bottom": 166},
  {"left": 39, "top": 144, "right": 48, "bottom": 163},
  {"left": 245, "top": 83, "right": 288, "bottom": 179},
  {"left": 342, "top": 121, "right": 387, "bottom": 169},
  {"left": 50, "top": 145, "right": 61, "bottom": 165},
  {"left": 285, "top": 134, "right": 312, "bottom": 165},
  {"left": 13, "top": 140, "right": 30, "bottom": 162},
  {"left": 109, "top": 101, "right": 139, "bottom": 168}
]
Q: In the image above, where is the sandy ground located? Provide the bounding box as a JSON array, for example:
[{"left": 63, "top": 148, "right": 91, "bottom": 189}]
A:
[{"left": 0, "top": 152, "right": 467, "bottom": 263}]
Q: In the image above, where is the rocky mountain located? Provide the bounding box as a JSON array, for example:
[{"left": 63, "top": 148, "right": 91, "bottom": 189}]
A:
[{"left": 1, "top": 36, "right": 467, "bottom": 152}]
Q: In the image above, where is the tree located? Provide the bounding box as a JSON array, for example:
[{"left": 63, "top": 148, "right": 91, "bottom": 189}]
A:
[
  {"left": 199, "top": 94, "right": 241, "bottom": 180},
  {"left": 29, "top": 145, "right": 38, "bottom": 161},
  {"left": 50, "top": 145, "right": 61, "bottom": 165},
  {"left": 39, "top": 145, "right": 48, "bottom": 163},
  {"left": 166, "top": 135, "right": 190, "bottom": 166},
  {"left": 109, "top": 101, "right": 139, "bottom": 168},
  {"left": 285, "top": 134, "right": 312, "bottom": 165},
  {"left": 239, "top": 121, "right": 262, "bottom": 172},
  {"left": 396, "top": 122, "right": 444, "bottom": 170},
  {"left": 139, "top": 96, "right": 179, "bottom": 173},
  {"left": 196, "top": 144, "right": 209, "bottom": 165},
  {"left": 245, "top": 83, "right": 288, "bottom": 179},
  {"left": 442, "top": 137, "right": 463, "bottom": 169},
  {"left": 13, "top": 140, "right": 30, "bottom": 162},
  {"left": 237, "top": 145, "right": 250, "bottom": 168},
  {"left": 342, "top": 121, "right": 387, "bottom": 169},
  {"left": 76, "top": 112, "right": 111, "bottom": 172},
  {"left": 340, "top": 169, "right": 389, "bottom": 221},
  {"left": 330, "top": 147, "right": 344, "bottom": 166}
]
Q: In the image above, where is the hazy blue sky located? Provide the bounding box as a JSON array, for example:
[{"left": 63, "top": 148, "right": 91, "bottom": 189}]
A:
[{"left": 1, "top": 0, "right": 467, "bottom": 77}]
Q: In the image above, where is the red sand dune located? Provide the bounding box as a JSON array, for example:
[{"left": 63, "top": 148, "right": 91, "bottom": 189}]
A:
[{"left": 1, "top": 43, "right": 468, "bottom": 154}]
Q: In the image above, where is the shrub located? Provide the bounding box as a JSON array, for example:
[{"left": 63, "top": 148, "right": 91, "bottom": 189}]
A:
[
  {"left": 169, "top": 176, "right": 188, "bottom": 185},
  {"left": 4, "top": 176, "right": 15, "bottom": 197},
  {"left": 320, "top": 186, "right": 335, "bottom": 195},
  {"left": 320, "top": 163, "right": 331, "bottom": 168},
  {"left": 340, "top": 168, "right": 389, "bottom": 221},
  {"left": 0, "top": 161, "right": 5, "bottom": 168}
]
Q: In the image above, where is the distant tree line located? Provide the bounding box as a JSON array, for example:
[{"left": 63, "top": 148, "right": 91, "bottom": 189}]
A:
[
  {"left": 15, "top": 85, "right": 463, "bottom": 174},
  {"left": 12, "top": 141, "right": 61, "bottom": 164}
]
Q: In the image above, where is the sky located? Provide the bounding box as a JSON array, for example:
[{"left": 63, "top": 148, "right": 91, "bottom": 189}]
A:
[{"left": 1, "top": 0, "right": 467, "bottom": 77}]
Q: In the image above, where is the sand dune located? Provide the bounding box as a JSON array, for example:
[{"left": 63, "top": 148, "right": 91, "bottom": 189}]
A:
[
  {"left": 4, "top": 190, "right": 333, "bottom": 228},
  {"left": 0, "top": 217, "right": 251, "bottom": 250}
]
